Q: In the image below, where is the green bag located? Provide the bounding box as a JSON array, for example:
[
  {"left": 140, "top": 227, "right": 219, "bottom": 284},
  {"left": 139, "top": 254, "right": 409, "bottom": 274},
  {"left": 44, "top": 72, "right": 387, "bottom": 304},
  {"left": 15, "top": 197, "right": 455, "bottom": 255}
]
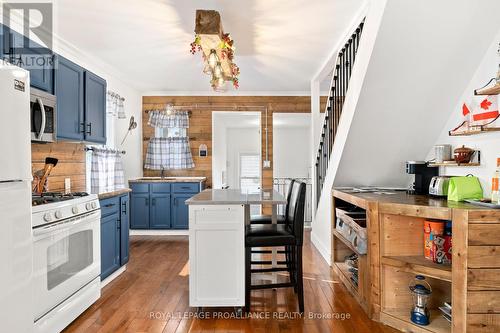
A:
[{"left": 447, "top": 175, "right": 483, "bottom": 202}]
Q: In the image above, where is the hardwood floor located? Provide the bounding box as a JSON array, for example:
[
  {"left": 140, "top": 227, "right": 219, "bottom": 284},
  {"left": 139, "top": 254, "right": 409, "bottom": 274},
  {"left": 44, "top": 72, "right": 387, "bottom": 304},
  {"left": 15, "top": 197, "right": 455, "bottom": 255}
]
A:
[{"left": 64, "top": 231, "right": 399, "bottom": 333}]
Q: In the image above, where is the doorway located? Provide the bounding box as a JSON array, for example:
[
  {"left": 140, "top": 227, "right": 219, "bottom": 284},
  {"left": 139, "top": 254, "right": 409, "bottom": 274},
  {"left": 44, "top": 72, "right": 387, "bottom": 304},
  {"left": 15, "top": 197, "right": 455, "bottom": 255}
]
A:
[{"left": 212, "top": 112, "right": 261, "bottom": 214}]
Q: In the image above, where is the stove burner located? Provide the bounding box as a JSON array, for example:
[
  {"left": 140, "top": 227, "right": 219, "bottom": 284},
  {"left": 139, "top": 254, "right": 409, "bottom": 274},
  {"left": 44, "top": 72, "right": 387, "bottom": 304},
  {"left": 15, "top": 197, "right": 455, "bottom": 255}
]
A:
[{"left": 32, "top": 192, "right": 90, "bottom": 206}]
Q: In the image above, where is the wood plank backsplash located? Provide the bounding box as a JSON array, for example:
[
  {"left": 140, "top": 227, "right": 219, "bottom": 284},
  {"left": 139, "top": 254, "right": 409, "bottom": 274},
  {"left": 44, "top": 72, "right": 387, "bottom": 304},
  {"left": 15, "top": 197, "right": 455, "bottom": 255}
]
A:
[
  {"left": 142, "top": 96, "right": 323, "bottom": 193},
  {"left": 31, "top": 142, "right": 87, "bottom": 193}
]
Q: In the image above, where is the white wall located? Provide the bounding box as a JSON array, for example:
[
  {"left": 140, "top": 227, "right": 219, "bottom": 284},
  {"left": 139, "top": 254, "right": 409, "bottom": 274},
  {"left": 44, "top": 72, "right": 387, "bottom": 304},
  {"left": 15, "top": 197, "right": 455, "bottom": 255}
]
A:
[
  {"left": 427, "top": 35, "right": 500, "bottom": 197},
  {"left": 273, "top": 114, "right": 311, "bottom": 178},
  {"left": 212, "top": 115, "right": 228, "bottom": 189},
  {"left": 226, "top": 127, "right": 261, "bottom": 189},
  {"left": 52, "top": 36, "right": 143, "bottom": 182}
]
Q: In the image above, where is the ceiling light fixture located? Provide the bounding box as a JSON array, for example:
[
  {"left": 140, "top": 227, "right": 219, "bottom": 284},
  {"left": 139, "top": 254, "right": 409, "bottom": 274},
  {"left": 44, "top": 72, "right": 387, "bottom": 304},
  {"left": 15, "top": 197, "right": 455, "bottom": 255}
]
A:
[{"left": 190, "top": 10, "right": 240, "bottom": 91}]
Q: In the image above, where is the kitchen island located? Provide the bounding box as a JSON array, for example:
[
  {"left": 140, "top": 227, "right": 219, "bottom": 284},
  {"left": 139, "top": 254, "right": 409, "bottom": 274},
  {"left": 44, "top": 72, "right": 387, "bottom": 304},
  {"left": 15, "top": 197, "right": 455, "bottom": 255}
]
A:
[{"left": 186, "top": 189, "right": 286, "bottom": 308}]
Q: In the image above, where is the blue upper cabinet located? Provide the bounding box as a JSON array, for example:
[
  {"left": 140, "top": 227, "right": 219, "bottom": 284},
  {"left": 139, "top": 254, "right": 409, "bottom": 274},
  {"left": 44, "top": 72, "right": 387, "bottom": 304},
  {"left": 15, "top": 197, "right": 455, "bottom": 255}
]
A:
[
  {"left": 3, "top": 26, "right": 54, "bottom": 93},
  {"left": 84, "top": 71, "right": 107, "bottom": 144},
  {"left": 55, "top": 55, "right": 85, "bottom": 141}
]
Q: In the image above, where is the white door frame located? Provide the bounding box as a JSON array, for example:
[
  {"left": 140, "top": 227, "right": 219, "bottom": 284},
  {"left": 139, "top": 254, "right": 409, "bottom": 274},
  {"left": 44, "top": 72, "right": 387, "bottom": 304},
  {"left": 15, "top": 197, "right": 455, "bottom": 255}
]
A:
[{"left": 212, "top": 111, "right": 262, "bottom": 190}]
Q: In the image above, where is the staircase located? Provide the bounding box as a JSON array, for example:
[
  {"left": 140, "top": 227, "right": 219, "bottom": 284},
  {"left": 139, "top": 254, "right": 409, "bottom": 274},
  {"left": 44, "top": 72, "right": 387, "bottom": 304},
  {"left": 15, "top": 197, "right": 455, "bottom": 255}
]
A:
[{"left": 315, "top": 19, "right": 365, "bottom": 206}]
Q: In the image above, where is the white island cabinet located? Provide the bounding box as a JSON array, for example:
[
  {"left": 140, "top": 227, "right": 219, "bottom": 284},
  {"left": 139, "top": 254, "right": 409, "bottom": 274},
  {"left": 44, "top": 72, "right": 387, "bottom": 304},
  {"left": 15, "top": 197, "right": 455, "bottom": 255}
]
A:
[
  {"left": 186, "top": 189, "right": 286, "bottom": 308},
  {"left": 188, "top": 204, "right": 245, "bottom": 307}
]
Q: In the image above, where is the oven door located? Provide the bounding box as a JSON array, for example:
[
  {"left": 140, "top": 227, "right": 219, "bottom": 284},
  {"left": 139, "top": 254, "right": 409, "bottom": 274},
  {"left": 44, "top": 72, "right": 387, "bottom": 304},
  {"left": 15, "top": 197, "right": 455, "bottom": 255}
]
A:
[{"left": 33, "top": 210, "right": 101, "bottom": 321}]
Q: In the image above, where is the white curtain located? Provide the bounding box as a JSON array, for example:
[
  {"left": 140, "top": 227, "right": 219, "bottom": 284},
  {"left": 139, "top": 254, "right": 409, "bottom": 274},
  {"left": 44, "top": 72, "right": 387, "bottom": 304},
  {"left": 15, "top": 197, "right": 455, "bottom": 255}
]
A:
[{"left": 90, "top": 148, "right": 125, "bottom": 194}]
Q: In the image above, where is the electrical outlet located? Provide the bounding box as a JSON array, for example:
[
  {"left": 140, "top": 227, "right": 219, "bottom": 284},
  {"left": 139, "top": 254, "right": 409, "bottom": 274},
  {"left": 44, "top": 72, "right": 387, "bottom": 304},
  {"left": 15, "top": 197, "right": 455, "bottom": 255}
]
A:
[
  {"left": 64, "top": 178, "right": 71, "bottom": 194},
  {"left": 263, "top": 160, "right": 271, "bottom": 168}
]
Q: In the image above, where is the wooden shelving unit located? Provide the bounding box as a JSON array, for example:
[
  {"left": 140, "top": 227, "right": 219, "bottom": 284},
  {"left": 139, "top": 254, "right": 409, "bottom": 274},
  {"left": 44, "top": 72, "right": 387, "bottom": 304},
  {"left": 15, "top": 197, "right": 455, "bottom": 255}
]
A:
[
  {"left": 381, "top": 256, "right": 452, "bottom": 282},
  {"left": 332, "top": 188, "right": 500, "bottom": 333},
  {"left": 427, "top": 162, "right": 480, "bottom": 167},
  {"left": 381, "top": 309, "right": 451, "bottom": 333}
]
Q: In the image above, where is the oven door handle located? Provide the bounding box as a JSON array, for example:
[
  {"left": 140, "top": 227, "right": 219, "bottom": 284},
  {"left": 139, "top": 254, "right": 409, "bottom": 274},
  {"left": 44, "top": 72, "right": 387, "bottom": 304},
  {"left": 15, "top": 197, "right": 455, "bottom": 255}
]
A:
[
  {"left": 35, "top": 97, "right": 47, "bottom": 140},
  {"left": 33, "top": 210, "right": 100, "bottom": 238}
]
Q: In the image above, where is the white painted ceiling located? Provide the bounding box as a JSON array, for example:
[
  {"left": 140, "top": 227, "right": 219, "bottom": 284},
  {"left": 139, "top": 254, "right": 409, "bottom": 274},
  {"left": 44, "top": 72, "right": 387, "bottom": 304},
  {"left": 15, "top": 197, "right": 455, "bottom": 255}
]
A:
[{"left": 54, "top": 0, "right": 365, "bottom": 93}]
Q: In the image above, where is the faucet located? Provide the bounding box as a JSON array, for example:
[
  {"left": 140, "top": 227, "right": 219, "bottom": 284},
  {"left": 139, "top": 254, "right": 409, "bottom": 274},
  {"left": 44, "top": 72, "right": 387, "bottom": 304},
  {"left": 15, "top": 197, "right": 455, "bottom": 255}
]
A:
[{"left": 160, "top": 167, "right": 165, "bottom": 179}]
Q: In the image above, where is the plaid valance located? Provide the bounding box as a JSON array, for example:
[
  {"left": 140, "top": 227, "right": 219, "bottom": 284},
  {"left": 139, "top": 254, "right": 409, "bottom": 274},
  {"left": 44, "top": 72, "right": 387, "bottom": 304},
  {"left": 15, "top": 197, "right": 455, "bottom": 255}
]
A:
[
  {"left": 144, "top": 137, "right": 195, "bottom": 170},
  {"left": 148, "top": 110, "right": 189, "bottom": 128}
]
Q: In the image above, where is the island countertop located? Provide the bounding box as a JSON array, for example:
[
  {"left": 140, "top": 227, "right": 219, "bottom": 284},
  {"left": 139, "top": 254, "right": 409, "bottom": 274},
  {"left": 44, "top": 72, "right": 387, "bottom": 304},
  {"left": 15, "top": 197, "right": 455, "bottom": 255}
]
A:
[{"left": 186, "top": 189, "right": 286, "bottom": 205}]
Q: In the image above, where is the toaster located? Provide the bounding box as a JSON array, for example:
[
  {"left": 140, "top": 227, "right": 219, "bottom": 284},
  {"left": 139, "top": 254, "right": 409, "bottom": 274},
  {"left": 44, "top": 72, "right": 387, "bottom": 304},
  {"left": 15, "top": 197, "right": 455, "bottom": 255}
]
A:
[{"left": 429, "top": 176, "right": 451, "bottom": 197}]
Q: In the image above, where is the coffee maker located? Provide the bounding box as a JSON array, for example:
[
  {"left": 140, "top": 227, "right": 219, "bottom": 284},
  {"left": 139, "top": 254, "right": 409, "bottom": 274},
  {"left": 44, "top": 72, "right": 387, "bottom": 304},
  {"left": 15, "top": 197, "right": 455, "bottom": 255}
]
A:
[{"left": 406, "top": 161, "right": 439, "bottom": 195}]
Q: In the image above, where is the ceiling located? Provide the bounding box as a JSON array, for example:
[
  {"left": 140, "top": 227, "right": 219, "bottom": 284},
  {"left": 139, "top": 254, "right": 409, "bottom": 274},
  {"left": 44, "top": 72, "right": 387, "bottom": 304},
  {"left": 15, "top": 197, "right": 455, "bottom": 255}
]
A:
[{"left": 54, "top": 0, "right": 365, "bottom": 93}]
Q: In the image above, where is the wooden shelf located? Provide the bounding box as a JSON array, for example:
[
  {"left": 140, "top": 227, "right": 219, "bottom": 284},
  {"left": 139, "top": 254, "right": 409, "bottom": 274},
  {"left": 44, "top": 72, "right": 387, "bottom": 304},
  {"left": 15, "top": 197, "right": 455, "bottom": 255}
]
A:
[
  {"left": 332, "top": 261, "right": 359, "bottom": 296},
  {"left": 381, "top": 309, "right": 451, "bottom": 333},
  {"left": 475, "top": 83, "right": 500, "bottom": 95},
  {"left": 428, "top": 162, "right": 480, "bottom": 167},
  {"left": 333, "top": 229, "right": 361, "bottom": 255},
  {"left": 381, "top": 256, "right": 452, "bottom": 282},
  {"left": 449, "top": 126, "right": 500, "bottom": 136}
]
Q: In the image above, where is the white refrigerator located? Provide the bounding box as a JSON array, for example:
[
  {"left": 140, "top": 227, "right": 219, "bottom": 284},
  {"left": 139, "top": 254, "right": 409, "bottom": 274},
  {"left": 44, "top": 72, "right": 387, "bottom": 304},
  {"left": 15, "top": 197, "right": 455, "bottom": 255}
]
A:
[{"left": 0, "top": 63, "right": 34, "bottom": 333}]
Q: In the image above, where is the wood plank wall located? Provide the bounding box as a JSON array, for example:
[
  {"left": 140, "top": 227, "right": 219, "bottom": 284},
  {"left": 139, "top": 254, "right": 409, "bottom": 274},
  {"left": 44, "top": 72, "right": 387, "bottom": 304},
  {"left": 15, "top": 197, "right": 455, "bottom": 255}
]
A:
[
  {"left": 31, "top": 142, "right": 87, "bottom": 192},
  {"left": 142, "top": 96, "right": 325, "bottom": 193}
]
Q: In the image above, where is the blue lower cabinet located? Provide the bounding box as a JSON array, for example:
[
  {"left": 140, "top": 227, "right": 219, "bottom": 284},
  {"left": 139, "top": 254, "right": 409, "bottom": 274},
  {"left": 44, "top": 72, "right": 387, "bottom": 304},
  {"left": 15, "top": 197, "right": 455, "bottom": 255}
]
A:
[
  {"left": 120, "top": 195, "right": 130, "bottom": 265},
  {"left": 130, "top": 193, "right": 150, "bottom": 229},
  {"left": 129, "top": 182, "right": 201, "bottom": 230},
  {"left": 101, "top": 213, "right": 120, "bottom": 280},
  {"left": 150, "top": 194, "right": 171, "bottom": 229},
  {"left": 172, "top": 194, "right": 191, "bottom": 229},
  {"left": 100, "top": 194, "right": 130, "bottom": 280}
]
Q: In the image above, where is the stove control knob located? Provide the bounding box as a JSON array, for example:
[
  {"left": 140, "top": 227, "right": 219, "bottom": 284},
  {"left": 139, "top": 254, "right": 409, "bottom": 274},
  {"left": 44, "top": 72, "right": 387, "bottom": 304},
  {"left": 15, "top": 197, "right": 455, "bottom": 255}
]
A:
[
  {"left": 43, "top": 213, "right": 52, "bottom": 222},
  {"left": 55, "top": 211, "right": 63, "bottom": 219},
  {"left": 72, "top": 206, "right": 79, "bottom": 214},
  {"left": 91, "top": 202, "right": 97, "bottom": 209},
  {"left": 85, "top": 203, "right": 92, "bottom": 211}
]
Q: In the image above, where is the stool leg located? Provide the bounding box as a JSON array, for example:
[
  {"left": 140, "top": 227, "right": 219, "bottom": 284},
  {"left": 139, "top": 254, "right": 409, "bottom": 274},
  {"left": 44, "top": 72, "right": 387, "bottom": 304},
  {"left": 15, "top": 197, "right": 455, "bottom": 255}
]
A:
[
  {"left": 296, "top": 245, "right": 304, "bottom": 313},
  {"left": 245, "top": 246, "right": 251, "bottom": 313}
]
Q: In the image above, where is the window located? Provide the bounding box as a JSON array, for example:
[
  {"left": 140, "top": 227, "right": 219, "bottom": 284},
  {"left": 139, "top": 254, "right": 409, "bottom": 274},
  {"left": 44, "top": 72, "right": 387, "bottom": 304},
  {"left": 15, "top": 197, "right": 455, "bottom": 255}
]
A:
[
  {"left": 239, "top": 153, "right": 260, "bottom": 193},
  {"left": 155, "top": 127, "right": 187, "bottom": 138}
]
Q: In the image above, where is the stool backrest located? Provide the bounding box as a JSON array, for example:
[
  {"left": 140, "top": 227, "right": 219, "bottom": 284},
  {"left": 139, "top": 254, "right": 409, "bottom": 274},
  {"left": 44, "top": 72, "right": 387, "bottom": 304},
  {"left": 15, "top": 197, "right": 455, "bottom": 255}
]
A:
[
  {"left": 286, "top": 180, "right": 306, "bottom": 245},
  {"left": 284, "top": 179, "right": 296, "bottom": 218}
]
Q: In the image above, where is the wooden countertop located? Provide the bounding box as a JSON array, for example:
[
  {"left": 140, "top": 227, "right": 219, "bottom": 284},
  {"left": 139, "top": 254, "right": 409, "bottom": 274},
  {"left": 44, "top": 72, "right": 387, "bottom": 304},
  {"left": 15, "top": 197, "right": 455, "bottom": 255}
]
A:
[
  {"left": 333, "top": 188, "right": 491, "bottom": 220},
  {"left": 98, "top": 188, "right": 132, "bottom": 199}
]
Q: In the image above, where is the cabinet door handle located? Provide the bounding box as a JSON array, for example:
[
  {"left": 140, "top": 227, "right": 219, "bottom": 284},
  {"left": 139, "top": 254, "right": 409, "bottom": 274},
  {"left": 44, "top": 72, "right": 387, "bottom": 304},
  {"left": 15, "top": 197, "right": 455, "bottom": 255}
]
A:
[
  {"left": 152, "top": 198, "right": 156, "bottom": 206},
  {"left": 104, "top": 203, "right": 116, "bottom": 208},
  {"left": 116, "top": 220, "right": 120, "bottom": 230},
  {"left": 122, "top": 201, "right": 127, "bottom": 214},
  {"left": 86, "top": 123, "right": 92, "bottom": 136},
  {"left": 145, "top": 198, "right": 149, "bottom": 206},
  {"left": 80, "top": 122, "right": 86, "bottom": 134},
  {"left": 174, "top": 198, "right": 177, "bottom": 206}
]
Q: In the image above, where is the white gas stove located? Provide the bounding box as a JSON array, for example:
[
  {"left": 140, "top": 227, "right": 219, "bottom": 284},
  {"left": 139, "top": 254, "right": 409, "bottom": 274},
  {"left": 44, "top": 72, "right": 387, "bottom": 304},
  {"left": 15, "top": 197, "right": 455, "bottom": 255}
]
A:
[
  {"left": 32, "top": 192, "right": 100, "bottom": 228},
  {"left": 31, "top": 192, "right": 101, "bottom": 333}
]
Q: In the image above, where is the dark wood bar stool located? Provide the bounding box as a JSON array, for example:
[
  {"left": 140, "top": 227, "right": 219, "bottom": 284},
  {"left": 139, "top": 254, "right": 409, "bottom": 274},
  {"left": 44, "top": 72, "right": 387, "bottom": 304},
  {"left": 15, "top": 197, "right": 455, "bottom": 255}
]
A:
[
  {"left": 249, "top": 179, "right": 295, "bottom": 225},
  {"left": 245, "top": 181, "right": 306, "bottom": 313}
]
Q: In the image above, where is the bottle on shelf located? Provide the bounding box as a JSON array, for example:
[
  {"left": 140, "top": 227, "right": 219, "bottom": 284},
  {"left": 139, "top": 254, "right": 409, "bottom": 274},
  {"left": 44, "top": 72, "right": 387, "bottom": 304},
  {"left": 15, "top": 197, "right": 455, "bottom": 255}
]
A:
[{"left": 492, "top": 158, "right": 500, "bottom": 204}]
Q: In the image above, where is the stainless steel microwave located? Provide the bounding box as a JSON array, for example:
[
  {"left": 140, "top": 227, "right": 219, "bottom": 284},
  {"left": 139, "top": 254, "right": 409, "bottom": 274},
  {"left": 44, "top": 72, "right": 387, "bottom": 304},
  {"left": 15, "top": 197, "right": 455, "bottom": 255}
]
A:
[{"left": 30, "top": 88, "right": 57, "bottom": 143}]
